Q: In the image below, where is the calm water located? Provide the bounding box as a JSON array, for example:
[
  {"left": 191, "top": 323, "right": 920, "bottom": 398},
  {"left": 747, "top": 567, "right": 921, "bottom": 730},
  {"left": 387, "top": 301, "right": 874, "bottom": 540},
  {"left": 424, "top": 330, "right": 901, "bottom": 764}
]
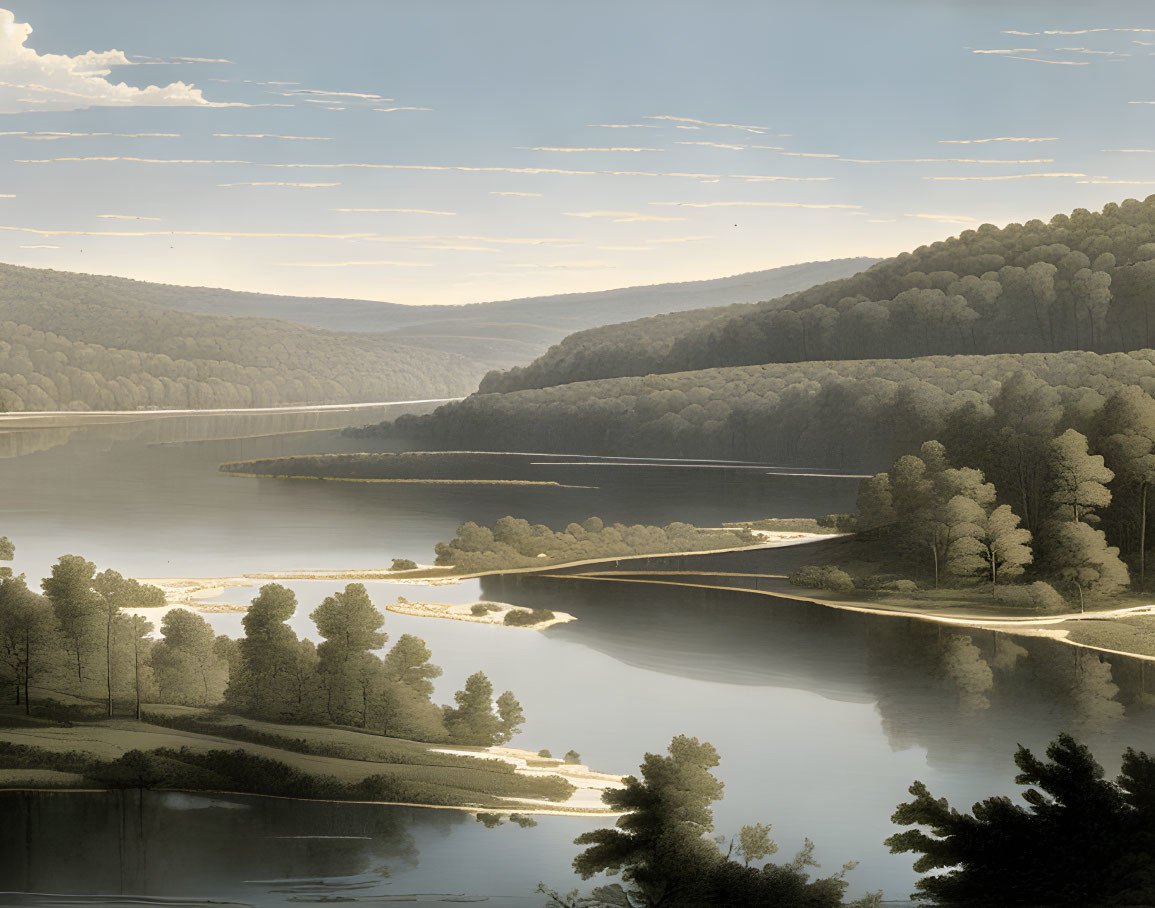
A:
[{"left": 3, "top": 410, "right": 1152, "bottom": 904}]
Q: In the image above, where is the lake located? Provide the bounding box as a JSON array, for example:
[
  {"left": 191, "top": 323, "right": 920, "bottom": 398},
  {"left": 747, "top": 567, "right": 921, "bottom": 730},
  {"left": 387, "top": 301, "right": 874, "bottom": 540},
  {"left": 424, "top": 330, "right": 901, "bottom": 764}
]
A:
[{"left": 3, "top": 406, "right": 1152, "bottom": 905}]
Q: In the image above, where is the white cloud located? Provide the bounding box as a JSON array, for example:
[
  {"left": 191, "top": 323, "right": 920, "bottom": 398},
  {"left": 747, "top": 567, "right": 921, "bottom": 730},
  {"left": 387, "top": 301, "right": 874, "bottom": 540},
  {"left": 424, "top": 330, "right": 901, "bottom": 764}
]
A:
[
  {"left": 18, "top": 243, "right": 57, "bottom": 248},
  {"left": 218, "top": 181, "right": 340, "bottom": 188},
  {"left": 96, "top": 214, "right": 161, "bottom": 220},
  {"left": 675, "top": 141, "right": 785, "bottom": 151},
  {"left": 922, "top": 172, "right": 1085, "bottom": 181},
  {"left": 213, "top": 133, "right": 333, "bottom": 141},
  {"left": 510, "top": 260, "right": 612, "bottom": 270},
  {"left": 0, "top": 192, "right": 13, "bottom": 198},
  {"left": 490, "top": 191, "right": 542, "bottom": 197},
  {"left": 1076, "top": 178, "right": 1155, "bottom": 184},
  {"left": 333, "top": 208, "right": 456, "bottom": 215},
  {"left": 1006, "top": 27, "right": 1155, "bottom": 36},
  {"left": 374, "top": 106, "right": 432, "bottom": 112},
  {"left": 278, "top": 260, "right": 431, "bottom": 268},
  {"left": 523, "top": 146, "right": 664, "bottom": 152},
  {"left": 277, "top": 89, "right": 393, "bottom": 101},
  {"left": 644, "top": 235, "right": 714, "bottom": 243},
  {"left": 939, "top": 136, "right": 1058, "bottom": 143},
  {"left": 587, "top": 123, "right": 661, "bottom": 129},
  {"left": 972, "top": 48, "right": 1040, "bottom": 54},
  {"left": 644, "top": 115, "right": 772, "bottom": 134},
  {"left": 995, "top": 55, "right": 1090, "bottom": 66},
  {"left": 649, "top": 201, "right": 861, "bottom": 209},
  {"left": 563, "top": 210, "right": 686, "bottom": 223},
  {"left": 0, "top": 9, "right": 243, "bottom": 114},
  {"left": 905, "top": 213, "right": 982, "bottom": 224}
]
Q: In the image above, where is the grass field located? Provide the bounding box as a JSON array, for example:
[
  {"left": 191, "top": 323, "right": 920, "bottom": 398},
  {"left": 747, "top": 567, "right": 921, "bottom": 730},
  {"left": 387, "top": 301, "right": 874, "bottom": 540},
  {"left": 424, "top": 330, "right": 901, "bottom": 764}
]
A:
[{"left": 0, "top": 704, "right": 616, "bottom": 813}]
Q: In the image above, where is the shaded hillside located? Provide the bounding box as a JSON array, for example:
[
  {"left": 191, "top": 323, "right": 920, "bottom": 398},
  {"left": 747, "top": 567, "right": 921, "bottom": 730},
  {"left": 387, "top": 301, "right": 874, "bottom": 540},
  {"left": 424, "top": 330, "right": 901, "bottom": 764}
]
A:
[
  {"left": 46, "top": 258, "right": 876, "bottom": 368},
  {"left": 481, "top": 197, "right": 1155, "bottom": 392},
  {"left": 0, "top": 265, "right": 482, "bottom": 411},
  {"left": 371, "top": 348, "right": 1155, "bottom": 471}
]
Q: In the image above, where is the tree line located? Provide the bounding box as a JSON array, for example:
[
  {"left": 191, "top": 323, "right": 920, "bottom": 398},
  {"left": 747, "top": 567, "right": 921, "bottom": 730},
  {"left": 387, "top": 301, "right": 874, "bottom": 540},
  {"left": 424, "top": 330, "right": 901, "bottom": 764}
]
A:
[
  {"left": 0, "top": 546, "right": 524, "bottom": 747},
  {"left": 434, "top": 516, "right": 755, "bottom": 573},
  {"left": 482, "top": 195, "right": 1155, "bottom": 393}
]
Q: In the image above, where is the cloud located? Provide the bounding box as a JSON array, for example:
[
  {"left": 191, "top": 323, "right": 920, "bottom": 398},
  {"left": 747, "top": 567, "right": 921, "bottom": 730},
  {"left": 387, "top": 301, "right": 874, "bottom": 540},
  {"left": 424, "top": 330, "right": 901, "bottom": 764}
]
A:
[
  {"left": 994, "top": 55, "right": 1090, "bottom": 65},
  {"left": 649, "top": 201, "right": 861, "bottom": 209},
  {"left": 1056, "top": 47, "right": 1130, "bottom": 55},
  {"left": 1102, "top": 148, "right": 1155, "bottom": 152},
  {"left": 972, "top": 48, "right": 1040, "bottom": 53},
  {"left": 675, "top": 141, "right": 785, "bottom": 151},
  {"left": 0, "top": 9, "right": 243, "bottom": 113},
  {"left": 0, "top": 193, "right": 13, "bottom": 198},
  {"left": 522, "top": 146, "right": 664, "bottom": 152},
  {"left": 14, "top": 155, "right": 840, "bottom": 185},
  {"left": 213, "top": 133, "right": 333, "bottom": 141},
  {"left": 838, "top": 156, "right": 1054, "bottom": 164},
  {"left": 366, "top": 234, "right": 575, "bottom": 246},
  {"left": 587, "top": 123, "right": 662, "bottom": 129},
  {"left": 278, "top": 260, "right": 431, "bottom": 268},
  {"left": 644, "top": 115, "right": 772, "bottom": 134},
  {"left": 490, "top": 191, "right": 542, "bottom": 197},
  {"left": 866, "top": 218, "right": 897, "bottom": 223},
  {"left": 905, "top": 213, "right": 982, "bottom": 225},
  {"left": 563, "top": 210, "right": 686, "bottom": 223},
  {"left": 2, "top": 131, "right": 180, "bottom": 140},
  {"left": 374, "top": 106, "right": 432, "bottom": 112},
  {"left": 218, "top": 181, "right": 340, "bottom": 188},
  {"left": 333, "top": 208, "right": 456, "bottom": 215},
  {"left": 0, "top": 225, "right": 377, "bottom": 239},
  {"left": 1005, "top": 27, "right": 1155, "bottom": 36},
  {"left": 18, "top": 243, "right": 57, "bottom": 248},
  {"left": 597, "top": 244, "right": 655, "bottom": 251},
  {"left": 276, "top": 89, "right": 393, "bottom": 101},
  {"left": 779, "top": 151, "right": 842, "bottom": 159},
  {"left": 96, "top": 214, "right": 161, "bottom": 220},
  {"left": 939, "top": 136, "right": 1058, "bottom": 143},
  {"left": 644, "top": 235, "right": 714, "bottom": 243},
  {"left": 132, "top": 55, "right": 236, "bottom": 65},
  {"left": 509, "top": 260, "right": 612, "bottom": 270},
  {"left": 1075, "top": 179, "right": 1155, "bottom": 184},
  {"left": 922, "top": 172, "right": 1086, "bottom": 181}
]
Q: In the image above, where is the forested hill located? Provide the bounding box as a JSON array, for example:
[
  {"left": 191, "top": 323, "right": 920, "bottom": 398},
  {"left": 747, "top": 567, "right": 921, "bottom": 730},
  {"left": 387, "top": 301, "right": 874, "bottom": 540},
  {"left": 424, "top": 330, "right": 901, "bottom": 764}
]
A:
[
  {"left": 480, "top": 197, "right": 1155, "bottom": 393},
  {"left": 0, "top": 265, "right": 483, "bottom": 411},
  {"left": 65, "top": 257, "right": 876, "bottom": 369}
]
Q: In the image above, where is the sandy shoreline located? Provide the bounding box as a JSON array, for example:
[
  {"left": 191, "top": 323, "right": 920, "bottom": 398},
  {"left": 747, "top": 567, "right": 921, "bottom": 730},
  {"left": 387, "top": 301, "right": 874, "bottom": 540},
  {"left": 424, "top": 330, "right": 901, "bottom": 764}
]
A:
[{"left": 131, "top": 571, "right": 575, "bottom": 630}]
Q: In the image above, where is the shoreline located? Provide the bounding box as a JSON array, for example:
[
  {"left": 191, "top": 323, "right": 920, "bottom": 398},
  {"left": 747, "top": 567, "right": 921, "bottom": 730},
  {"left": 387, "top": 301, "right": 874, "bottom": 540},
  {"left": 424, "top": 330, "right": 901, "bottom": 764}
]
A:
[{"left": 549, "top": 572, "right": 1155, "bottom": 662}]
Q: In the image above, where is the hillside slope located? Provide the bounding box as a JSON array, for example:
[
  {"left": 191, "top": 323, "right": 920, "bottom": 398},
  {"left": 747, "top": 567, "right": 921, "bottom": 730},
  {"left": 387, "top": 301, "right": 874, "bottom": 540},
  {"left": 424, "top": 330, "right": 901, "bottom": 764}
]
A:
[
  {"left": 0, "top": 265, "right": 482, "bottom": 411},
  {"left": 481, "top": 197, "right": 1155, "bottom": 392},
  {"left": 67, "top": 257, "right": 876, "bottom": 368}
]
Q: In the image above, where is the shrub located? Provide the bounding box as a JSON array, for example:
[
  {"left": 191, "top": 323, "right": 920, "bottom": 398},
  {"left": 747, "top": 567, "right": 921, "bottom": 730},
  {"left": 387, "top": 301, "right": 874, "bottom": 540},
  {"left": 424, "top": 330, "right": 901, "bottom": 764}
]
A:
[
  {"left": 817, "top": 513, "right": 858, "bottom": 531},
  {"left": 538, "top": 749, "right": 553, "bottom": 759},
  {"left": 789, "top": 565, "right": 855, "bottom": 592},
  {"left": 882, "top": 579, "right": 919, "bottom": 593},
  {"left": 471, "top": 602, "right": 502, "bottom": 616},
  {"left": 995, "top": 581, "right": 1068, "bottom": 613},
  {"left": 563, "top": 750, "right": 581, "bottom": 764},
  {"left": 503, "top": 607, "right": 556, "bottom": 626},
  {"left": 390, "top": 558, "right": 418, "bottom": 571}
]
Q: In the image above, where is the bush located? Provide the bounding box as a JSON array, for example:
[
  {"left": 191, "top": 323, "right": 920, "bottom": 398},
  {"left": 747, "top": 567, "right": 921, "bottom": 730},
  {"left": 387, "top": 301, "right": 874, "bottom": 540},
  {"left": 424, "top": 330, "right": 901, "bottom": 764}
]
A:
[
  {"left": 471, "top": 602, "right": 502, "bottom": 616},
  {"left": 564, "top": 750, "right": 581, "bottom": 764},
  {"left": 503, "top": 607, "right": 556, "bottom": 626},
  {"left": 882, "top": 579, "right": 919, "bottom": 593},
  {"left": 391, "top": 558, "right": 418, "bottom": 571},
  {"left": 817, "top": 513, "right": 858, "bottom": 532},
  {"left": 789, "top": 565, "right": 855, "bottom": 592},
  {"left": 538, "top": 749, "right": 553, "bottom": 759},
  {"left": 995, "top": 581, "right": 1068, "bottom": 613}
]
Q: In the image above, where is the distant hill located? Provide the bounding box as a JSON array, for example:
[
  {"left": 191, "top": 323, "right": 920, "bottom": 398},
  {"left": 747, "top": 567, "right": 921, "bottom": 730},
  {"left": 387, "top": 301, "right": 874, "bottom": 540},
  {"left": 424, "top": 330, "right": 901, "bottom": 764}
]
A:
[
  {"left": 0, "top": 256, "right": 873, "bottom": 411},
  {"left": 480, "top": 197, "right": 1155, "bottom": 392},
  {"left": 0, "top": 264, "right": 480, "bottom": 411},
  {"left": 95, "top": 257, "right": 879, "bottom": 368}
]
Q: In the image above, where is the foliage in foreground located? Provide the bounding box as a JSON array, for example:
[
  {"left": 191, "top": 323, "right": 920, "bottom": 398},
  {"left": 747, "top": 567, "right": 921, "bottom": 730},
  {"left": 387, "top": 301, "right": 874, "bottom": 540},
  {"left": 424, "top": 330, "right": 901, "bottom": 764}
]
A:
[
  {"left": 543, "top": 734, "right": 880, "bottom": 908},
  {"left": 888, "top": 733, "right": 1155, "bottom": 906}
]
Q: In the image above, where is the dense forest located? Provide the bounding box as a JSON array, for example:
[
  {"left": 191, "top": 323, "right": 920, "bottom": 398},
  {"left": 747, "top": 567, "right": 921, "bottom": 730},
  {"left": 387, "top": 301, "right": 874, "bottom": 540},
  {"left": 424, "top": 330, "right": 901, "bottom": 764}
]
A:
[
  {"left": 482, "top": 196, "right": 1155, "bottom": 392},
  {"left": 0, "top": 265, "right": 482, "bottom": 410},
  {"left": 0, "top": 548, "right": 525, "bottom": 749},
  {"left": 376, "top": 348, "right": 1155, "bottom": 469}
]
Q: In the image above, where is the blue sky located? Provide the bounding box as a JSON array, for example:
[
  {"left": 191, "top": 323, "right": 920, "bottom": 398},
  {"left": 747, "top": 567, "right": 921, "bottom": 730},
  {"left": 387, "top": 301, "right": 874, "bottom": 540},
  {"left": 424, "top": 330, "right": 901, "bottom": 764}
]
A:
[{"left": 1, "top": 0, "right": 1154, "bottom": 304}]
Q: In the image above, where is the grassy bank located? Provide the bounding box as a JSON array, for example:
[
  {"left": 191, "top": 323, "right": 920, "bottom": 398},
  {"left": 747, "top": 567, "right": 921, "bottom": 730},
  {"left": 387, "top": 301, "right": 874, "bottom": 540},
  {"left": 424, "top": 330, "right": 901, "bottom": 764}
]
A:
[{"left": 0, "top": 704, "right": 620, "bottom": 814}]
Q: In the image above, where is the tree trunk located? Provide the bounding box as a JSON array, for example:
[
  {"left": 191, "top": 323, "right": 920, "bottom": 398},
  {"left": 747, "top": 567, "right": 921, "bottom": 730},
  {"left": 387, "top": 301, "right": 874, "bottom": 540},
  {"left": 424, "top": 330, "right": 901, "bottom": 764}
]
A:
[
  {"left": 1142, "top": 483, "right": 1148, "bottom": 588},
  {"left": 106, "top": 618, "right": 113, "bottom": 718},
  {"left": 133, "top": 642, "right": 141, "bottom": 722},
  {"left": 931, "top": 543, "right": 940, "bottom": 590},
  {"left": 1078, "top": 585, "right": 1086, "bottom": 614}
]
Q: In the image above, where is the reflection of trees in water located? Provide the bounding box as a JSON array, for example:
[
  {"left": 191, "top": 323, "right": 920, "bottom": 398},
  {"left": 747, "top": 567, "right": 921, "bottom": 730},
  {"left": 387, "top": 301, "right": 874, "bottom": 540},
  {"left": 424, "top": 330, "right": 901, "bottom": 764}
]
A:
[
  {"left": 0, "top": 790, "right": 460, "bottom": 899},
  {"left": 865, "top": 621, "right": 1134, "bottom": 768}
]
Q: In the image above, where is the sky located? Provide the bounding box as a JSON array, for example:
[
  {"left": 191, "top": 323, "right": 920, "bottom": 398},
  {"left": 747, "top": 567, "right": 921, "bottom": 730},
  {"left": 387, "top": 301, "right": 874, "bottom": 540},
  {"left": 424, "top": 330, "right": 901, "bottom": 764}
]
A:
[{"left": 1, "top": 0, "right": 1154, "bottom": 305}]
